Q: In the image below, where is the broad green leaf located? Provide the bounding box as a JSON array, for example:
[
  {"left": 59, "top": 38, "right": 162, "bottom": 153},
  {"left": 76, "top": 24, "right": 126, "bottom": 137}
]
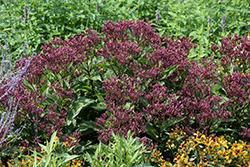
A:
[
  {"left": 161, "top": 116, "right": 187, "bottom": 131},
  {"left": 160, "top": 65, "right": 179, "bottom": 80},
  {"left": 67, "top": 97, "right": 95, "bottom": 123},
  {"left": 90, "top": 102, "right": 106, "bottom": 111}
]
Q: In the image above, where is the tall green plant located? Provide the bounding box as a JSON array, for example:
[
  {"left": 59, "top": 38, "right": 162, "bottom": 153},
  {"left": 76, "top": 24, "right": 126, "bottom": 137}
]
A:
[{"left": 85, "top": 130, "right": 153, "bottom": 167}]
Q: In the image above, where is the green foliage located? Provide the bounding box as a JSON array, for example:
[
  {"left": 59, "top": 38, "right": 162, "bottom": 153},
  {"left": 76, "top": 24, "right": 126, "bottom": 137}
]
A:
[
  {"left": 85, "top": 130, "right": 153, "bottom": 167},
  {"left": 10, "top": 131, "right": 81, "bottom": 167},
  {"left": 1, "top": 0, "right": 249, "bottom": 62},
  {"left": 1, "top": 0, "right": 250, "bottom": 165},
  {"left": 145, "top": 116, "right": 186, "bottom": 160}
]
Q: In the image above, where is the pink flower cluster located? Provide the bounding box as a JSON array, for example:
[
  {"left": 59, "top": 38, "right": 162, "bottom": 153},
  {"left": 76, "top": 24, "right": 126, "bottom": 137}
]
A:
[
  {"left": 9, "top": 29, "right": 101, "bottom": 151},
  {"left": 2, "top": 18, "right": 249, "bottom": 152},
  {"left": 95, "top": 19, "right": 250, "bottom": 147}
]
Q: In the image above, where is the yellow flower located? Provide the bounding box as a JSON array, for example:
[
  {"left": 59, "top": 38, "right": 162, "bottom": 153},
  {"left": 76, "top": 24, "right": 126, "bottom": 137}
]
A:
[
  {"left": 54, "top": 136, "right": 59, "bottom": 143},
  {"left": 20, "top": 147, "right": 26, "bottom": 152},
  {"left": 26, "top": 155, "right": 31, "bottom": 159},
  {"left": 36, "top": 157, "right": 42, "bottom": 161},
  {"left": 64, "top": 141, "right": 70, "bottom": 147},
  {"left": 69, "top": 136, "right": 76, "bottom": 140},
  {"left": 41, "top": 148, "right": 45, "bottom": 153}
]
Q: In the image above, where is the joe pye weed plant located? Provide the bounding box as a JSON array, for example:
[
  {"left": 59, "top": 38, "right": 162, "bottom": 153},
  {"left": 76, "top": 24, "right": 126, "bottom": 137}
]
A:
[{"left": 0, "top": 0, "right": 250, "bottom": 164}]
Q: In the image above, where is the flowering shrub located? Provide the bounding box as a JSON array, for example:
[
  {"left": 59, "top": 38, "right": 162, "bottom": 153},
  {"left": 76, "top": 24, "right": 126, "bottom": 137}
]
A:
[
  {"left": 8, "top": 29, "right": 103, "bottom": 152},
  {"left": 148, "top": 128, "right": 186, "bottom": 166},
  {"left": 211, "top": 34, "right": 250, "bottom": 140},
  {"left": 148, "top": 129, "right": 250, "bottom": 167},
  {"left": 1, "top": 18, "right": 250, "bottom": 165},
  {"left": 165, "top": 131, "right": 250, "bottom": 166},
  {"left": 95, "top": 19, "right": 237, "bottom": 153}
]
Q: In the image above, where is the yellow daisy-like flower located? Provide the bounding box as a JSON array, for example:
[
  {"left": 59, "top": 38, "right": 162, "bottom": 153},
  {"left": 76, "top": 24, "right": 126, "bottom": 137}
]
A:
[
  {"left": 41, "top": 148, "right": 46, "bottom": 153},
  {"left": 69, "top": 136, "right": 76, "bottom": 140},
  {"left": 20, "top": 147, "right": 26, "bottom": 152},
  {"left": 26, "top": 155, "right": 31, "bottom": 159},
  {"left": 36, "top": 157, "right": 42, "bottom": 161},
  {"left": 64, "top": 141, "right": 70, "bottom": 147}
]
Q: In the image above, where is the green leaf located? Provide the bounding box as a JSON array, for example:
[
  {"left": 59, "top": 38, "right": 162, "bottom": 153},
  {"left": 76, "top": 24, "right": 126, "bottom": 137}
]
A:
[
  {"left": 90, "top": 75, "right": 102, "bottom": 81},
  {"left": 49, "top": 131, "right": 57, "bottom": 154},
  {"left": 23, "top": 79, "right": 35, "bottom": 91},
  {"left": 218, "top": 87, "right": 227, "bottom": 96},
  {"left": 90, "top": 102, "right": 106, "bottom": 111},
  {"left": 146, "top": 123, "right": 160, "bottom": 141},
  {"left": 160, "top": 65, "right": 179, "bottom": 80},
  {"left": 67, "top": 97, "right": 95, "bottom": 124},
  {"left": 132, "top": 164, "right": 153, "bottom": 167},
  {"left": 161, "top": 116, "right": 187, "bottom": 131},
  {"left": 76, "top": 120, "right": 97, "bottom": 136},
  {"left": 104, "top": 69, "right": 116, "bottom": 80},
  {"left": 139, "top": 97, "right": 149, "bottom": 107},
  {"left": 56, "top": 154, "right": 80, "bottom": 166},
  {"left": 214, "top": 128, "right": 234, "bottom": 132},
  {"left": 38, "top": 143, "right": 48, "bottom": 154},
  {"left": 159, "top": 29, "right": 166, "bottom": 37}
]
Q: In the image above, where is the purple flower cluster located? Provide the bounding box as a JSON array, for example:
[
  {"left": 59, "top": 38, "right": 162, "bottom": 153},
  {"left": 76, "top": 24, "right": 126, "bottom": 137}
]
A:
[
  {"left": 212, "top": 34, "right": 250, "bottom": 72},
  {"left": 0, "top": 40, "right": 31, "bottom": 150},
  {"left": 2, "top": 18, "right": 249, "bottom": 153},
  {"left": 95, "top": 19, "right": 233, "bottom": 148},
  {"left": 155, "top": 10, "right": 160, "bottom": 27},
  {"left": 212, "top": 34, "right": 250, "bottom": 139},
  {"left": 97, "top": 75, "right": 146, "bottom": 144},
  {"left": 221, "top": 14, "right": 226, "bottom": 32},
  {"left": 207, "top": 17, "right": 212, "bottom": 36},
  {"left": 94, "top": 19, "right": 250, "bottom": 149},
  {"left": 20, "top": 4, "right": 28, "bottom": 24},
  {"left": 9, "top": 28, "right": 101, "bottom": 151}
]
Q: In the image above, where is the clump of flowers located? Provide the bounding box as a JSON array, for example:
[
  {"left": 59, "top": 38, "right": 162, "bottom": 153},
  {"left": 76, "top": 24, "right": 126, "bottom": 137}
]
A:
[
  {"left": 211, "top": 34, "right": 250, "bottom": 73},
  {"left": 3, "top": 131, "right": 84, "bottom": 167},
  {"left": 0, "top": 40, "right": 32, "bottom": 165},
  {"left": 10, "top": 28, "right": 100, "bottom": 151},
  {"left": 149, "top": 128, "right": 186, "bottom": 166},
  {"left": 20, "top": 4, "right": 28, "bottom": 24},
  {"left": 211, "top": 34, "right": 250, "bottom": 140},
  {"left": 159, "top": 130, "right": 250, "bottom": 166},
  {"left": 95, "top": 19, "right": 235, "bottom": 152},
  {"left": 221, "top": 14, "right": 226, "bottom": 32}
]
